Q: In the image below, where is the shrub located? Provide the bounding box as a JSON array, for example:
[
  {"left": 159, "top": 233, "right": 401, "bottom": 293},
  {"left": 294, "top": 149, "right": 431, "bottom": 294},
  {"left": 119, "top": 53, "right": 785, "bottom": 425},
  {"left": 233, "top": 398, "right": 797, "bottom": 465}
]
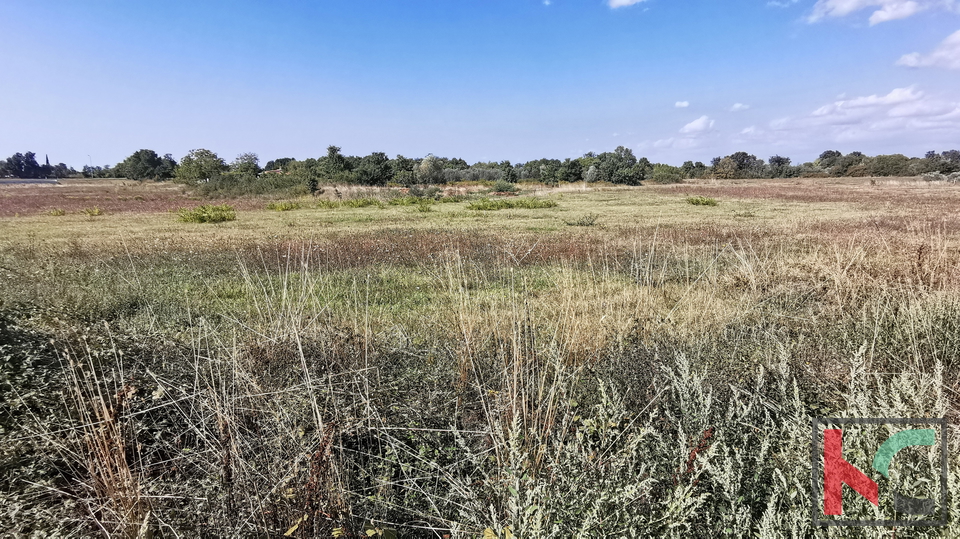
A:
[
  {"left": 49, "top": 208, "right": 66, "bottom": 216},
  {"left": 266, "top": 201, "right": 302, "bottom": 211},
  {"left": 492, "top": 179, "right": 519, "bottom": 193},
  {"left": 82, "top": 207, "right": 104, "bottom": 216},
  {"left": 177, "top": 204, "right": 236, "bottom": 223},
  {"left": 686, "top": 196, "right": 718, "bottom": 206},
  {"left": 466, "top": 198, "right": 558, "bottom": 211}
]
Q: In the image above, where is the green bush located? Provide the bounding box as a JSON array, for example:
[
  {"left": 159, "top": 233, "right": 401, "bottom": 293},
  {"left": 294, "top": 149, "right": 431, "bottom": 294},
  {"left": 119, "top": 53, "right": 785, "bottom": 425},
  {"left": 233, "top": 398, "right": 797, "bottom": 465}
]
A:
[
  {"left": 177, "top": 204, "right": 237, "bottom": 223},
  {"left": 686, "top": 195, "right": 718, "bottom": 206},
  {"left": 492, "top": 179, "right": 519, "bottom": 193}
]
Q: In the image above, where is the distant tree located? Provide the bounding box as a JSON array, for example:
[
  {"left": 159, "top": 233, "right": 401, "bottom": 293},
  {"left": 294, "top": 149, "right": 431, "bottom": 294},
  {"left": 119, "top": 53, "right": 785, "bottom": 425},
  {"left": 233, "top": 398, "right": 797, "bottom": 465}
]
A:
[
  {"left": 51, "top": 163, "right": 74, "bottom": 179},
  {"left": 556, "top": 158, "right": 583, "bottom": 183},
  {"left": 157, "top": 154, "right": 177, "bottom": 179},
  {"left": 264, "top": 157, "right": 295, "bottom": 171},
  {"left": 230, "top": 153, "right": 261, "bottom": 176},
  {"left": 583, "top": 165, "right": 599, "bottom": 183},
  {"left": 499, "top": 160, "right": 518, "bottom": 183},
  {"left": 713, "top": 157, "right": 738, "bottom": 179},
  {"left": 417, "top": 154, "right": 445, "bottom": 184},
  {"left": 323, "top": 145, "right": 348, "bottom": 175},
  {"left": 175, "top": 149, "right": 227, "bottom": 184},
  {"left": 2, "top": 152, "right": 42, "bottom": 178},
  {"left": 117, "top": 149, "right": 164, "bottom": 180},
  {"left": 768, "top": 155, "right": 791, "bottom": 178},
  {"left": 446, "top": 157, "right": 469, "bottom": 170},
  {"left": 356, "top": 152, "right": 392, "bottom": 186},
  {"left": 817, "top": 150, "right": 842, "bottom": 170},
  {"left": 869, "top": 154, "right": 910, "bottom": 177}
]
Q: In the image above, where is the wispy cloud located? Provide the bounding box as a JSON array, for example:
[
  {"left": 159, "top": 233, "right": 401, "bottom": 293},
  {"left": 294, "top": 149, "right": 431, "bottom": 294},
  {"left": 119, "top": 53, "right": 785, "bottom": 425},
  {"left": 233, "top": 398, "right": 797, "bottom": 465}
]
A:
[
  {"left": 608, "top": 0, "right": 649, "bottom": 8},
  {"left": 730, "top": 103, "right": 750, "bottom": 112},
  {"left": 898, "top": 29, "right": 960, "bottom": 70},
  {"left": 675, "top": 101, "right": 690, "bottom": 108},
  {"left": 806, "top": 0, "right": 948, "bottom": 25},
  {"left": 680, "top": 115, "right": 715, "bottom": 134},
  {"left": 770, "top": 86, "right": 960, "bottom": 144}
]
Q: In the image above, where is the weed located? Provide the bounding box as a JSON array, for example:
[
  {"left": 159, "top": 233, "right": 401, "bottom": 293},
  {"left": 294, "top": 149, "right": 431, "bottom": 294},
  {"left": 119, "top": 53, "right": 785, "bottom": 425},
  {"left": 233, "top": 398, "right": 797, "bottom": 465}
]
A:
[
  {"left": 82, "top": 207, "right": 104, "bottom": 216},
  {"left": 49, "top": 208, "right": 66, "bottom": 216},
  {"left": 177, "top": 204, "right": 237, "bottom": 223},
  {"left": 564, "top": 213, "right": 599, "bottom": 226},
  {"left": 686, "top": 195, "right": 718, "bottom": 206},
  {"left": 266, "top": 201, "right": 303, "bottom": 211},
  {"left": 467, "top": 198, "right": 558, "bottom": 210}
]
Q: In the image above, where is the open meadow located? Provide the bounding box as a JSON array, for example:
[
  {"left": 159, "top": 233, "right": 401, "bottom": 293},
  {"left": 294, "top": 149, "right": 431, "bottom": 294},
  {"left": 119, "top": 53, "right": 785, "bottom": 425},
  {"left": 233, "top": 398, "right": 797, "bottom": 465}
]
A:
[{"left": 2, "top": 178, "right": 960, "bottom": 537}]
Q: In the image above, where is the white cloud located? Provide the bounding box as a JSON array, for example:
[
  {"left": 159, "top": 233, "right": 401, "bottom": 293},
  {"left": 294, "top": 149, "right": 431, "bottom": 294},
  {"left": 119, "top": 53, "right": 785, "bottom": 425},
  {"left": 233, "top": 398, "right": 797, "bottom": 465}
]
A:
[
  {"left": 770, "top": 85, "right": 960, "bottom": 143},
  {"left": 608, "top": 0, "right": 649, "bottom": 8},
  {"left": 543, "top": 0, "right": 551, "bottom": 5},
  {"left": 675, "top": 101, "right": 690, "bottom": 108},
  {"left": 680, "top": 115, "right": 715, "bottom": 134},
  {"left": 768, "top": 0, "right": 801, "bottom": 7},
  {"left": 807, "top": 0, "right": 946, "bottom": 24},
  {"left": 897, "top": 29, "right": 960, "bottom": 70},
  {"left": 730, "top": 103, "right": 750, "bottom": 112}
]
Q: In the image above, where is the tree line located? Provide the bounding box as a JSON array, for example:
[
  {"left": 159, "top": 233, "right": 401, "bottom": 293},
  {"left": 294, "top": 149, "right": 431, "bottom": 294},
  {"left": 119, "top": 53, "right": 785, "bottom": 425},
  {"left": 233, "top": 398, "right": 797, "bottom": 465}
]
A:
[{"left": 3, "top": 147, "right": 958, "bottom": 192}]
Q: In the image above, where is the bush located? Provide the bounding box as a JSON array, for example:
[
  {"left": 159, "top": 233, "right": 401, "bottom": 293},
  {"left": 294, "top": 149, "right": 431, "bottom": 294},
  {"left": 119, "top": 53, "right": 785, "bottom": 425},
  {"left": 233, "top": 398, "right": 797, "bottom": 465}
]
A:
[
  {"left": 82, "top": 207, "right": 104, "bottom": 216},
  {"left": 492, "top": 179, "right": 519, "bottom": 193},
  {"left": 177, "top": 204, "right": 236, "bottom": 223},
  {"left": 686, "top": 196, "right": 718, "bottom": 206},
  {"left": 49, "top": 208, "right": 66, "bottom": 216},
  {"left": 466, "top": 198, "right": 558, "bottom": 211}
]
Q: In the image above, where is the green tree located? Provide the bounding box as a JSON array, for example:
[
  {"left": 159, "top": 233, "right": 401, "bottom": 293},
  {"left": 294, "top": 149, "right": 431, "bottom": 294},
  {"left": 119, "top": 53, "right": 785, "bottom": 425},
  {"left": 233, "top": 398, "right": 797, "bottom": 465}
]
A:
[
  {"left": 230, "top": 153, "right": 261, "bottom": 176},
  {"left": 2, "top": 152, "right": 41, "bottom": 178},
  {"left": 117, "top": 149, "right": 164, "bottom": 180},
  {"left": 356, "top": 152, "right": 392, "bottom": 186},
  {"left": 264, "top": 157, "right": 295, "bottom": 171},
  {"left": 174, "top": 149, "right": 228, "bottom": 184}
]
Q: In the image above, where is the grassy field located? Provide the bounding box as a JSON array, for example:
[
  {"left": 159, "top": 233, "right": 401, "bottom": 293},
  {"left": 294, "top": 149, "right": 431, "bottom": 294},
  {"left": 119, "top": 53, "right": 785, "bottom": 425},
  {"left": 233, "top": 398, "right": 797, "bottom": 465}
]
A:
[{"left": 2, "top": 177, "right": 960, "bottom": 537}]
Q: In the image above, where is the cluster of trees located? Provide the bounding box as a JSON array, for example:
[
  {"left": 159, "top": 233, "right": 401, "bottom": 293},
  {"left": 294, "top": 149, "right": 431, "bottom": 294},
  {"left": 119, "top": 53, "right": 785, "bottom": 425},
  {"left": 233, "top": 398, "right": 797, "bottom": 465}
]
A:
[
  {"left": 0, "top": 152, "right": 76, "bottom": 179},
  {"left": 6, "top": 147, "right": 959, "bottom": 190},
  {"left": 706, "top": 150, "right": 960, "bottom": 180}
]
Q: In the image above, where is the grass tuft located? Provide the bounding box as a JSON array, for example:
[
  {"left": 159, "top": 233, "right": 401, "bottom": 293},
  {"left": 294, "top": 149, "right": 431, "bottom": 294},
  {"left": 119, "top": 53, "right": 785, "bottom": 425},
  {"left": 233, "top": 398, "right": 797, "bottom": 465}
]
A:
[
  {"left": 266, "top": 200, "right": 303, "bottom": 211},
  {"left": 686, "top": 195, "right": 718, "bottom": 206},
  {"left": 467, "top": 197, "right": 558, "bottom": 211},
  {"left": 177, "top": 204, "right": 236, "bottom": 223}
]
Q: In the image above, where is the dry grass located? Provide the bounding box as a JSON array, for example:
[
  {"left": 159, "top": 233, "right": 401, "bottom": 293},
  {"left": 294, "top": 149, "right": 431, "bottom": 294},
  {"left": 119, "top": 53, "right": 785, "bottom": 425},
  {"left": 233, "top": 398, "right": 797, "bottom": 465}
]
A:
[{"left": 2, "top": 177, "right": 960, "bottom": 537}]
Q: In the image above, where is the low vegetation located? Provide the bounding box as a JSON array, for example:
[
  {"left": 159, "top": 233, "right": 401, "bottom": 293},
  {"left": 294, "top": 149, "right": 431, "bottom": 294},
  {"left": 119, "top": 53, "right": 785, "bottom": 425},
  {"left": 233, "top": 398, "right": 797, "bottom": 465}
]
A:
[
  {"left": 1, "top": 180, "right": 959, "bottom": 537},
  {"left": 176, "top": 203, "right": 237, "bottom": 223},
  {"left": 466, "top": 197, "right": 558, "bottom": 211},
  {"left": 686, "top": 195, "right": 718, "bottom": 206}
]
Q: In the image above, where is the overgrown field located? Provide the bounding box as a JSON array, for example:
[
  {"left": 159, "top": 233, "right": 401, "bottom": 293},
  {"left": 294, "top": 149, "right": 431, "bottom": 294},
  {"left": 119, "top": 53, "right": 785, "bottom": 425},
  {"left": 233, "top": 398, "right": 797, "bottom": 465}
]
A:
[{"left": 2, "top": 178, "right": 960, "bottom": 537}]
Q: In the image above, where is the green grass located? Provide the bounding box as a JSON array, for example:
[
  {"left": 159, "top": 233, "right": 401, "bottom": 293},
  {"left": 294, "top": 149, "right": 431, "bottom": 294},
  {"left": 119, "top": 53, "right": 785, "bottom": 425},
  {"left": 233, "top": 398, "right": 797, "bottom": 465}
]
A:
[
  {"left": 686, "top": 195, "right": 718, "bottom": 206},
  {"left": 466, "top": 197, "right": 558, "bottom": 210},
  {"left": 176, "top": 204, "right": 237, "bottom": 223},
  {"left": 266, "top": 200, "right": 303, "bottom": 211}
]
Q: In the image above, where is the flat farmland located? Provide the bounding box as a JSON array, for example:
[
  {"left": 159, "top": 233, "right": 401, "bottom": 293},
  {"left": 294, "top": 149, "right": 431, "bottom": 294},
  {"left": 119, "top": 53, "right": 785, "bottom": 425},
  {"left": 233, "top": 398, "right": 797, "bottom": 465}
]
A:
[{"left": 2, "top": 178, "right": 959, "bottom": 537}]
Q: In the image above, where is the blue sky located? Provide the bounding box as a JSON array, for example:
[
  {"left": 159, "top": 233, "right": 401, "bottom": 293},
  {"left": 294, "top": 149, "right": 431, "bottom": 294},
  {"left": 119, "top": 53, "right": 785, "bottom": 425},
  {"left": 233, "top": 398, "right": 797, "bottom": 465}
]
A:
[{"left": 1, "top": 0, "right": 958, "bottom": 168}]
